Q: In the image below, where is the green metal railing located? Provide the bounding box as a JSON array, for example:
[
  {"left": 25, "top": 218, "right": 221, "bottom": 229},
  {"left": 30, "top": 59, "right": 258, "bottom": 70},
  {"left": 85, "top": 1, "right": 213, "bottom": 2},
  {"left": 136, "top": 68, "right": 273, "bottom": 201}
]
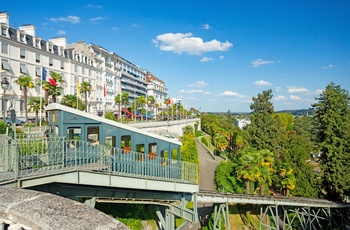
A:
[{"left": 0, "top": 135, "right": 198, "bottom": 185}]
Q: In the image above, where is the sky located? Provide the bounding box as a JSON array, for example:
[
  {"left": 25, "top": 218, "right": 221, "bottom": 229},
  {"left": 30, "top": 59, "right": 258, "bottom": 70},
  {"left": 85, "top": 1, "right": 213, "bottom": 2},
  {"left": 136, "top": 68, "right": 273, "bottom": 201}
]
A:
[{"left": 2, "top": 0, "right": 350, "bottom": 112}]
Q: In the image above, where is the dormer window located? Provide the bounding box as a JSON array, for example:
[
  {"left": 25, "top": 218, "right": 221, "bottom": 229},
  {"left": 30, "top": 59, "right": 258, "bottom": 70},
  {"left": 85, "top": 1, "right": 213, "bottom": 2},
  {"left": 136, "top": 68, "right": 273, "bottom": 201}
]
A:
[
  {"left": 36, "top": 39, "right": 41, "bottom": 48},
  {"left": 49, "top": 57, "right": 53, "bottom": 67},
  {"left": 48, "top": 43, "right": 53, "bottom": 52},
  {"left": 1, "top": 26, "right": 7, "bottom": 36},
  {"left": 20, "top": 33, "right": 26, "bottom": 43}
]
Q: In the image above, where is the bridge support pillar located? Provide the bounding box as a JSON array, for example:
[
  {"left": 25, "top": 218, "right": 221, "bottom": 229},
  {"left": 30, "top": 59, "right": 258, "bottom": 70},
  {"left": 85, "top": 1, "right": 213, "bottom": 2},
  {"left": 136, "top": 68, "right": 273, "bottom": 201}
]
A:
[
  {"left": 213, "top": 202, "right": 230, "bottom": 230},
  {"left": 84, "top": 197, "right": 97, "bottom": 208}
]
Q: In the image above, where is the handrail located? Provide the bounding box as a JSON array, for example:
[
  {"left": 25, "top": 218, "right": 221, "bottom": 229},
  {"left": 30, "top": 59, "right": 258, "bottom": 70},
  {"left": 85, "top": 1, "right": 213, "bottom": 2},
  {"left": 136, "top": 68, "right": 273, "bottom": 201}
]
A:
[{"left": 0, "top": 136, "right": 198, "bottom": 185}]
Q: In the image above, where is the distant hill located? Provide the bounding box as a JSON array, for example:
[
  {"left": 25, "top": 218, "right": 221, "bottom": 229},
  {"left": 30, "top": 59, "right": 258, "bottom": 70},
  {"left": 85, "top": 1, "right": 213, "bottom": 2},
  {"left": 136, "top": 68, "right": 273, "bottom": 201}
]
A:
[{"left": 207, "top": 109, "right": 313, "bottom": 117}]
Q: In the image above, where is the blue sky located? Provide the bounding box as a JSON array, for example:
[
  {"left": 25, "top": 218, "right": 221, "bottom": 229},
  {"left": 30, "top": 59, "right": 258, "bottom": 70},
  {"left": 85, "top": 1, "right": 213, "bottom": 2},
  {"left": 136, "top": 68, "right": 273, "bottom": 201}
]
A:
[{"left": 2, "top": 0, "right": 350, "bottom": 112}]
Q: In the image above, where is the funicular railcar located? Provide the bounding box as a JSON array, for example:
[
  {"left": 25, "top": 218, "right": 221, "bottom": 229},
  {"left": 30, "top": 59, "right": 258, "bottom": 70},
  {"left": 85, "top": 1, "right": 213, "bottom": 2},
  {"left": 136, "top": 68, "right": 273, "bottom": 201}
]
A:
[{"left": 44, "top": 103, "right": 192, "bottom": 182}]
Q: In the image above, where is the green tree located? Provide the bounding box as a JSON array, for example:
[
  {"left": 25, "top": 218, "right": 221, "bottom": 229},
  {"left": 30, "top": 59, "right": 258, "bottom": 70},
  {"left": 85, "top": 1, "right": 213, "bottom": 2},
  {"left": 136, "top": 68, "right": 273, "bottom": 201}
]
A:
[
  {"left": 257, "top": 149, "right": 274, "bottom": 195},
  {"left": 14, "top": 75, "right": 34, "bottom": 122},
  {"left": 122, "top": 92, "right": 129, "bottom": 110},
  {"left": 247, "top": 89, "right": 281, "bottom": 151},
  {"left": 280, "top": 163, "right": 296, "bottom": 196},
  {"left": 80, "top": 81, "right": 92, "bottom": 112},
  {"left": 115, "top": 93, "right": 122, "bottom": 120},
  {"left": 312, "top": 82, "right": 350, "bottom": 201},
  {"left": 27, "top": 97, "right": 45, "bottom": 126},
  {"left": 61, "top": 94, "right": 85, "bottom": 111},
  {"left": 147, "top": 95, "right": 155, "bottom": 118},
  {"left": 236, "top": 150, "right": 261, "bottom": 194}
]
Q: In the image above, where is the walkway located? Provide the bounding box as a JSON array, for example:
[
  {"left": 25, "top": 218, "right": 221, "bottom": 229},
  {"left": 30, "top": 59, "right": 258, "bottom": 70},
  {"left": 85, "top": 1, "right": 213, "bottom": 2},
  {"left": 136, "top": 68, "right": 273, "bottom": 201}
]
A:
[{"left": 184, "top": 139, "right": 224, "bottom": 229}]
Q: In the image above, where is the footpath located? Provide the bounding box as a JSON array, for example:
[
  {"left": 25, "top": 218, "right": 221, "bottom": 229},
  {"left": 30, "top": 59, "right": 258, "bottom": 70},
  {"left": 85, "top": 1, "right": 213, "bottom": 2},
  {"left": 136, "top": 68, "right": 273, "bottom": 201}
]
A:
[{"left": 183, "top": 139, "right": 224, "bottom": 230}]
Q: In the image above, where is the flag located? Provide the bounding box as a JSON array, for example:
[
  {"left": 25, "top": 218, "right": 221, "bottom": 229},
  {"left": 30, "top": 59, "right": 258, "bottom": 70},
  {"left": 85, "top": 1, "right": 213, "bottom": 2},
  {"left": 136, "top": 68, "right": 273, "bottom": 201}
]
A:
[
  {"left": 167, "top": 99, "right": 171, "bottom": 105},
  {"left": 42, "top": 67, "right": 57, "bottom": 86},
  {"left": 103, "top": 82, "right": 106, "bottom": 97}
]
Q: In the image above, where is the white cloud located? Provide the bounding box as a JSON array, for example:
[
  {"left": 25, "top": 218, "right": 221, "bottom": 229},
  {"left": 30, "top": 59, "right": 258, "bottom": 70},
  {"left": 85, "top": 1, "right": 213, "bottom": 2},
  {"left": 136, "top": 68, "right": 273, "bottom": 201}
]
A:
[
  {"left": 275, "top": 95, "right": 287, "bottom": 101},
  {"left": 112, "top": 27, "right": 119, "bottom": 31},
  {"left": 290, "top": 95, "right": 301, "bottom": 100},
  {"left": 132, "top": 24, "right": 140, "bottom": 28},
  {"left": 153, "top": 32, "right": 233, "bottom": 55},
  {"left": 275, "top": 87, "right": 282, "bottom": 92},
  {"left": 202, "top": 23, "right": 210, "bottom": 30},
  {"left": 57, "top": 30, "right": 66, "bottom": 35},
  {"left": 219, "top": 91, "right": 247, "bottom": 98},
  {"left": 91, "top": 16, "right": 106, "bottom": 22},
  {"left": 186, "top": 81, "right": 209, "bottom": 88},
  {"left": 219, "top": 56, "right": 224, "bottom": 60},
  {"left": 315, "top": 89, "right": 324, "bottom": 95},
  {"left": 86, "top": 3, "right": 103, "bottom": 8},
  {"left": 200, "top": 57, "right": 213, "bottom": 62},
  {"left": 254, "top": 80, "right": 272, "bottom": 86},
  {"left": 251, "top": 58, "right": 274, "bottom": 68},
  {"left": 322, "top": 64, "right": 335, "bottom": 69},
  {"left": 179, "top": 89, "right": 204, "bottom": 94},
  {"left": 50, "top": 16, "right": 80, "bottom": 24},
  {"left": 203, "top": 91, "right": 210, "bottom": 95},
  {"left": 287, "top": 86, "right": 310, "bottom": 93}
]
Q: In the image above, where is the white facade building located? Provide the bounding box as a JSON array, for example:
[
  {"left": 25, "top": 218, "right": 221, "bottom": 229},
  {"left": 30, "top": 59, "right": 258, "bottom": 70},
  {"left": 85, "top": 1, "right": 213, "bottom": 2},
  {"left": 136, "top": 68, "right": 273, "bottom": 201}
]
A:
[{"left": 0, "top": 11, "right": 167, "bottom": 119}]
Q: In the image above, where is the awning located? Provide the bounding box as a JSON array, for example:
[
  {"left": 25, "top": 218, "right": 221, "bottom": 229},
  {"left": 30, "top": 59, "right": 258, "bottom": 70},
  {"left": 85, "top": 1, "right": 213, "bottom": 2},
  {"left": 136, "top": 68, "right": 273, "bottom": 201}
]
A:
[
  {"left": 1, "top": 59, "right": 11, "bottom": 70},
  {"left": 20, "top": 64, "right": 29, "bottom": 75}
]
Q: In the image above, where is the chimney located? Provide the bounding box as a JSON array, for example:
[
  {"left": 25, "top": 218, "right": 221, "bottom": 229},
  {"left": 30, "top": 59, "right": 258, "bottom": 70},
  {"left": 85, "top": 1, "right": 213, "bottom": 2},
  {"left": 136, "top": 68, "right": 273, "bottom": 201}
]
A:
[
  {"left": 49, "top": 37, "right": 67, "bottom": 48},
  {"left": 0, "top": 11, "right": 9, "bottom": 25},
  {"left": 19, "top": 24, "right": 36, "bottom": 37}
]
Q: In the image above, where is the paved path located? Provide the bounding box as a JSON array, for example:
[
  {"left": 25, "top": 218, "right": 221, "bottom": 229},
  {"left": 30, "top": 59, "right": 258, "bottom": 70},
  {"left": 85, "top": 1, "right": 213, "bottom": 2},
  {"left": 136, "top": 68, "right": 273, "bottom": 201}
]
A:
[{"left": 183, "top": 139, "right": 224, "bottom": 230}]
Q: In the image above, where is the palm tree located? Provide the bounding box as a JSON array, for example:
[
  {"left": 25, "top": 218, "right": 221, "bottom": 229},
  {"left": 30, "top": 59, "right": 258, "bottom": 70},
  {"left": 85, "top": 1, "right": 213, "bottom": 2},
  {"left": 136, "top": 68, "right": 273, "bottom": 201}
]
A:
[
  {"left": 80, "top": 81, "right": 92, "bottom": 112},
  {"left": 257, "top": 149, "right": 274, "bottom": 195},
  {"left": 122, "top": 92, "right": 129, "bottom": 110},
  {"left": 61, "top": 94, "right": 85, "bottom": 111},
  {"left": 115, "top": 94, "right": 122, "bottom": 120},
  {"left": 137, "top": 96, "right": 147, "bottom": 119},
  {"left": 280, "top": 163, "right": 296, "bottom": 196},
  {"left": 15, "top": 75, "right": 34, "bottom": 122},
  {"left": 27, "top": 97, "right": 45, "bottom": 126},
  {"left": 38, "top": 71, "right": 65, "bottom": 104},
  {"left": 236, "top": 150, "right": 261, "bottom": 194}
]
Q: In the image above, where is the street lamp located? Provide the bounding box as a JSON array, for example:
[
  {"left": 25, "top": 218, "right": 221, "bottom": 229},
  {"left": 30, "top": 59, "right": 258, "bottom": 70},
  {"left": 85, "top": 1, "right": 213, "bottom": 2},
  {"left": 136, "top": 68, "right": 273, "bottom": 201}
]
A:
[{"left": 1, "top": 76, "right": 9, "bottom": 120}]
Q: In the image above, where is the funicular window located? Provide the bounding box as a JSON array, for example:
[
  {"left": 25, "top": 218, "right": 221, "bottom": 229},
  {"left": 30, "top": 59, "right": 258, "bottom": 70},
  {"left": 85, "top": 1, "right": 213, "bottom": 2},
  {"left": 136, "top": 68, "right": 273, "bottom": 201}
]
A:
[
  {"left": 171, "top": 148, "right": 179, "bottom": 160},
  {"left": 121, "top": 135, "right": 131, "bottom": 153},
  {"left": 67, "top": 127, "right": 81, "bottom": 148},
  {"left": 135, "top": 143, "right": 145, "bottom": 161},
  {"left": 105, "top": 136, "right": 116, "bottom": 154},
  {"left": 160, "top": 150, "right": 168, "bottom": 166},
  {"left": 87, "top": 126, "right": 99, "bottom": 146},
  {"left": 148, "top": 143, "right": 157, "bottom": 160}
]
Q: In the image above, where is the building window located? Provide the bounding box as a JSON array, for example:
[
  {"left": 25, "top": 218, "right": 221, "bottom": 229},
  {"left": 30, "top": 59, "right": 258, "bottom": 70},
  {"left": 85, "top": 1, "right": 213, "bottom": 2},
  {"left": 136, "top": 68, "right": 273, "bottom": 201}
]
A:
[
  {"left": 48, "top": 43, "right": 53, "bottom": 52},
  {"left": 1, "top": 43, "right": 8, "bottom": 54},
  {"left": 20, "top": 34, "right": 25, "bottom": 43},
  {"left": 74, "top": 64, "right": 77, "bottom": 73},
  {"left": 82, "top": 67, "right": 85, "bottom": 75},
  {"left": 1, "top": 59, "right": 11, "bottom": 71},
  {"left": 20, "top": 63, "right": 29, "bottom": 75},
  {"left": 49, "top": 57, "right": 53, "bottom": 67},
  {"left": 36, "top": 67, "right": 41, "bottom": 77},
  {"left": 1, "top": 27, "right": 6, "bottom": 36},
  {"left": 20, "top": 49, "right": 25, "bottom": 59},
  {"left": 36, "top": 53, "right": 40, "bottom": 63},
  {"left": 60, "top": 60, "right": 64, "bottom": 70}
]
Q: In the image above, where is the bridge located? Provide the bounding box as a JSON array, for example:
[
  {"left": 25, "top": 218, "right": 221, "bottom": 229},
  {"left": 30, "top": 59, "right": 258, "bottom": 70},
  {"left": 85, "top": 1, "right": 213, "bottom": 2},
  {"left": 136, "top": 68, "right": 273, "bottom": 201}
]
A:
[{"left": 0, "top": 103, "right": 349, "bottom": 229}]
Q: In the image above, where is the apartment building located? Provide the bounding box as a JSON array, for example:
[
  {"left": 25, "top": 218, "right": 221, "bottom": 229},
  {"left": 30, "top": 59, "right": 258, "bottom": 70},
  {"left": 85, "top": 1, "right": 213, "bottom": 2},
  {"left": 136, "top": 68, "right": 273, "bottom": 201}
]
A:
[
  {"left": 146, "top": 72, "right": 168, "bottom": 113},
  {"left": 0, "top": 11, "right": 165, "bottom": 119}
]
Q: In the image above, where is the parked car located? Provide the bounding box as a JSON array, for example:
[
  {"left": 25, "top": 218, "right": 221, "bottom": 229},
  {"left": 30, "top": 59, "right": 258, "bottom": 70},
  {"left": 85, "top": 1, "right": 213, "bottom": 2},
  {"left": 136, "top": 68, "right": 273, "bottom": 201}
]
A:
[{"left": 5, "top": 118, "right": 25, "bottom": 126}]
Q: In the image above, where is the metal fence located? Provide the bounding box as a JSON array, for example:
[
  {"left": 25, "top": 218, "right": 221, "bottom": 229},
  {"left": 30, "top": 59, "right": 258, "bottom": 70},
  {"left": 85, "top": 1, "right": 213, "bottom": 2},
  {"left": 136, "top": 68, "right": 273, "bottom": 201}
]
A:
[{"left": 0, "top": 135, "right": 198, "bottom": 184}]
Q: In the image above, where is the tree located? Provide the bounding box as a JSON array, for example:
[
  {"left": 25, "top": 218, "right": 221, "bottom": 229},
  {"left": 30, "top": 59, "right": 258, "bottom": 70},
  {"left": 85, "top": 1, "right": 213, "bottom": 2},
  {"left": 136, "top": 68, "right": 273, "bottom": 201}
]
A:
[
  {"left": 147, "top": 95, "right": 155, "bottom": 118},
  {"left": 115, "top": 94, "right": 122, "bottom": 118},
  {"left": 236, "top": 150, "right": 261, "bottom": 194},
  {"left": 27, "top": 97, "right": 45, "bottom": 126},
  {"left": 122, "top": 92, "right": 129, "bottom": 110},
  {"left": 80, "top": 81, "right": 92, "bottom": 112},
  {"left": 61, "top": 94, "right": 85, "bottom": 111},
  {"left": 280, "top": 163, "right": 296, "bottom": 196},
  {"left": 14, "top": 75, "right": 34, "bottom": 122},
  {"left": 312, "top": 82, "right": 350, "bottom": 201},
  {"left": 257, "top": 149, "right": 274, "bottom": 195},
  {"left": 247, "top": 89, "right": 281, "bottom": 151}
]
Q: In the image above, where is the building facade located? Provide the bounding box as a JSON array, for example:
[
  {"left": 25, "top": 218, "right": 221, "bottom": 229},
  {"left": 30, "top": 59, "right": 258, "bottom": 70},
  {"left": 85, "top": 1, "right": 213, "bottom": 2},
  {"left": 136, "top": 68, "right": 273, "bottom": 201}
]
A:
[{"left": 0, "top": 11, "right": 167, "bottom": 119}]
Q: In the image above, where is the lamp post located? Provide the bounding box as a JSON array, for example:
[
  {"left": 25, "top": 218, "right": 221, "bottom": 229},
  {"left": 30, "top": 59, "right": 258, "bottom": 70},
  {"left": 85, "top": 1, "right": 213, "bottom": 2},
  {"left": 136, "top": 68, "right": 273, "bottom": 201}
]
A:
[{"left": 1, "top": 76, "right": 9, "bottom": 121}]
